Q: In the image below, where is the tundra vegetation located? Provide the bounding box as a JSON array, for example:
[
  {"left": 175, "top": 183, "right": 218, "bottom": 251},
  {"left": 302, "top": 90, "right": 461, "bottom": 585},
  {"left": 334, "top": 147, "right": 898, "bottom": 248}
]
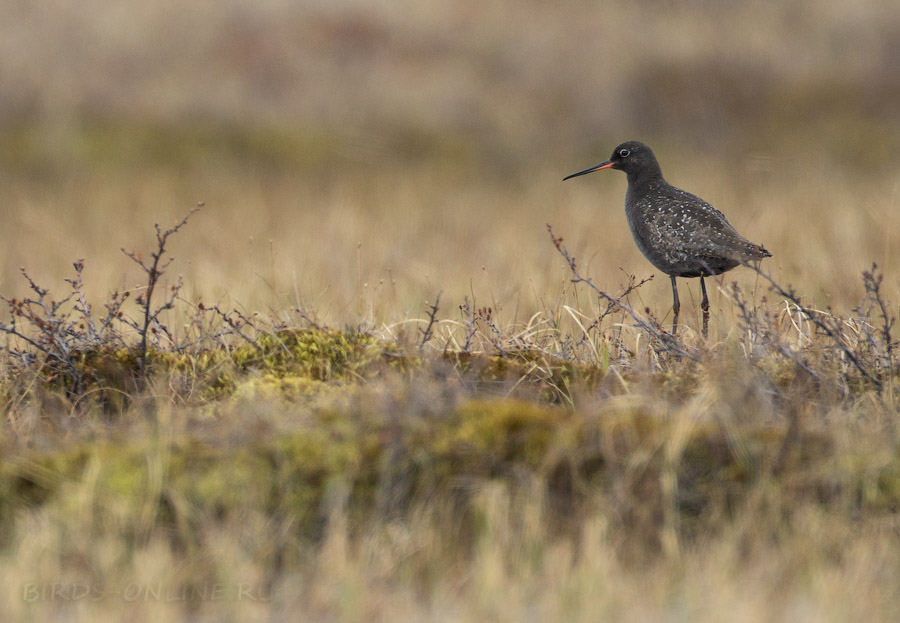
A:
[{"left": 2, "top": 1, "right": 900, "bottom": 621}]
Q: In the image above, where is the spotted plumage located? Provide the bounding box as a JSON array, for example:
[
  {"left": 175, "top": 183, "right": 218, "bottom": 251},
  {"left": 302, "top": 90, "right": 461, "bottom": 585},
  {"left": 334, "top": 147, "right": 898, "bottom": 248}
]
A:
[{"left": 564, "top": 140, "right": 771, "bottom": 336}]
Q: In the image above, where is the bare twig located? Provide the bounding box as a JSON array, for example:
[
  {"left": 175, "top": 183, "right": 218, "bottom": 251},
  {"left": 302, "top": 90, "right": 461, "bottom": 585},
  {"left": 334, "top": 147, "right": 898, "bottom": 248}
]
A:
[
  {"left": 209, "top": 304, "right": 264, "bottom": 353},
  {"left": 547, "top": 224, "right": 700, "bottom": 363},
  {"left": 862, "top": 263, "right": 895, "bottom": 369},
  {"left": 743, "top": 261, "right": 882, "bottom": 390},
  {"left": 460, "top": 297, "right": 476, "bottom": 353},
  {"left": 730, "top": 281, "right": 822, "bottom": 385},
  {"left": 1, "top": 267, "right": 84, "bottom": 393},
  {"left": 122, "top": 203, "right": 203, "bottom": 371},
  {"left": 418, "top": 292, "right": 441, "bottom": 352}
]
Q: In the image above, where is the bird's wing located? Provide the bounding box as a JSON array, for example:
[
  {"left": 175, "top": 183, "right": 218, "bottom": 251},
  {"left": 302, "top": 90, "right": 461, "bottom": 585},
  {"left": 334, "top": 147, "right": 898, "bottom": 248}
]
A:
[{"left": 648, "top": 188, "right": 764, "bottom": 261}]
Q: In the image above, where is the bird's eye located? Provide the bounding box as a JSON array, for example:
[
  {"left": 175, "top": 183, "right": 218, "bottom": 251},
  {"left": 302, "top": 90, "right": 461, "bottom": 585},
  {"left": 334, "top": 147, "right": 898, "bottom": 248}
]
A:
[{"left": 618, "top": 148, "right": 631, "bottom": 158}]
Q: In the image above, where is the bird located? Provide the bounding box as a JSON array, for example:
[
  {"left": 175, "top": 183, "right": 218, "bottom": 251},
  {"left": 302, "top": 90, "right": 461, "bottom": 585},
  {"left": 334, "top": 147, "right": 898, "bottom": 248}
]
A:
[{"left": 564, "top": 140, "right": 771, "bottom": 337}]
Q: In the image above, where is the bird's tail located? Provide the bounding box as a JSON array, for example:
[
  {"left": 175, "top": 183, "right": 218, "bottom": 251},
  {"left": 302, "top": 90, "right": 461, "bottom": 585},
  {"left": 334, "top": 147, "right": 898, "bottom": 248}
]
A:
[{"left": 752, "top": 244, "right": 772, "bottom": 259}]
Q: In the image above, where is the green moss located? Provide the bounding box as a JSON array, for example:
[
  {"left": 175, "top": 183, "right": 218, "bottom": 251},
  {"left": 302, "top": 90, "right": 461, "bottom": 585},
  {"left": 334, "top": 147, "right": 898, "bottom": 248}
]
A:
[
  {"left": 230, "top": 373, "right": 328, "bottom": 402},
  {"left": 4, "top": 324, "right": 899, "bottom": 561},
  {"left": 17, "top": 329, "right": 415, "bottom": 405},
  {"left": 431, "top": 398, "right": 569, "bottom": 472},
  {"left": 0, "top": 330, "right": 633, "bottom": 409},
  {"left": 440, "top": 351, "right": 606, "bottom": 405},
  {"left": 254, "top": 328, "right": 402, "bottom": 380},
  {"left": 0, "top": 446, "right": 92, "bottom": 508},
  {"left": 866, "top": 453, "right": 900, "bottom": 511},
  {"left": 0, "top": 389, "right": 898, "bottom": 561}
]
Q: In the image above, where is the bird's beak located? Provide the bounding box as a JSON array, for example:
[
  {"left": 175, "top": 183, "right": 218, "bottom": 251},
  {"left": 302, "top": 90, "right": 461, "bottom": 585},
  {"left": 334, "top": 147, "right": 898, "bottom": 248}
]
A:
[{"left": 563, "top": 160, "right": 614, "bottom": 181}]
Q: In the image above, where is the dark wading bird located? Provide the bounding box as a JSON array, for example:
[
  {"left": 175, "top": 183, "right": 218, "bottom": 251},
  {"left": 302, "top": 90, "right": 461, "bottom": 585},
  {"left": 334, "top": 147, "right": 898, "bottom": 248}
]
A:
[{"left": 564, "top": 141, "right": 771, "bottom": 337}]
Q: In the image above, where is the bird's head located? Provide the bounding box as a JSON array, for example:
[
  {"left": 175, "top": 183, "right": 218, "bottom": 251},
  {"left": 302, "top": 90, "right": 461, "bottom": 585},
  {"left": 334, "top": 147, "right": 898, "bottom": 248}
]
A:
[{"left": 564, "top": 141, "right": 659, "bottom": 181}]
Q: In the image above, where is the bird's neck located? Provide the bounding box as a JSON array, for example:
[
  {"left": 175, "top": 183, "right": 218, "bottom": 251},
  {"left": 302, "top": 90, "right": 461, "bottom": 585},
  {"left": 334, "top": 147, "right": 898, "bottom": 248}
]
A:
[{"left": 625, "top": 162, "right": 665, "bottom": 191}]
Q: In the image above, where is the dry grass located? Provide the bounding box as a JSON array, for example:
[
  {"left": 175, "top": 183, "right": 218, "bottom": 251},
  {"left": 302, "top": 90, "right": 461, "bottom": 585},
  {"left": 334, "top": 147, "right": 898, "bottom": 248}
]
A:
[
  {"left": 1, "top": 347, "right": 898, "bottom": 622},
  {"left": 3, "top": 149, "right": 898, "bottom": 341},
  {"left": 2, "top": 1, "right": 900, "bottom": 621}
]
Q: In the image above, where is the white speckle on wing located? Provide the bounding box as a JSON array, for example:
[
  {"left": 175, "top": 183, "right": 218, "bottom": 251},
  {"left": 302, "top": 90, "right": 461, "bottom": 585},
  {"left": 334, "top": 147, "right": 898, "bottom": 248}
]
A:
[{"left": 624, "top": 179, "right": 764, "bottom": 277}]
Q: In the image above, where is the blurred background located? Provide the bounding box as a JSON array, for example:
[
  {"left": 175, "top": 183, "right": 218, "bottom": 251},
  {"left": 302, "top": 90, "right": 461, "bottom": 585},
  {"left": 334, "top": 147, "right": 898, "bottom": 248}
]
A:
[{"left": 1, "top": 0, "right": 899, "bottom": 329}]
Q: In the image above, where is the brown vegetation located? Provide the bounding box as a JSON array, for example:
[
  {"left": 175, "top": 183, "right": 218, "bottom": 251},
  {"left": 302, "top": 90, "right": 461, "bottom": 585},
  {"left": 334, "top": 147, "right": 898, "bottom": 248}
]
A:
[{"left": 2, "top": 1, "right": 900, "bottom": 621}]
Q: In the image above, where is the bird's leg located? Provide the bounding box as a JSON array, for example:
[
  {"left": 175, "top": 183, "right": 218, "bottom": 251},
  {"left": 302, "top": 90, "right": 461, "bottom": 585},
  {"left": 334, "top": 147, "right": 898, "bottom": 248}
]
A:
[
  {"left": 700, "top": 276, "right": 710, "bottom": 338},
  {"left": 670, "top": 275, "right": 680, "bottom": 335}
]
